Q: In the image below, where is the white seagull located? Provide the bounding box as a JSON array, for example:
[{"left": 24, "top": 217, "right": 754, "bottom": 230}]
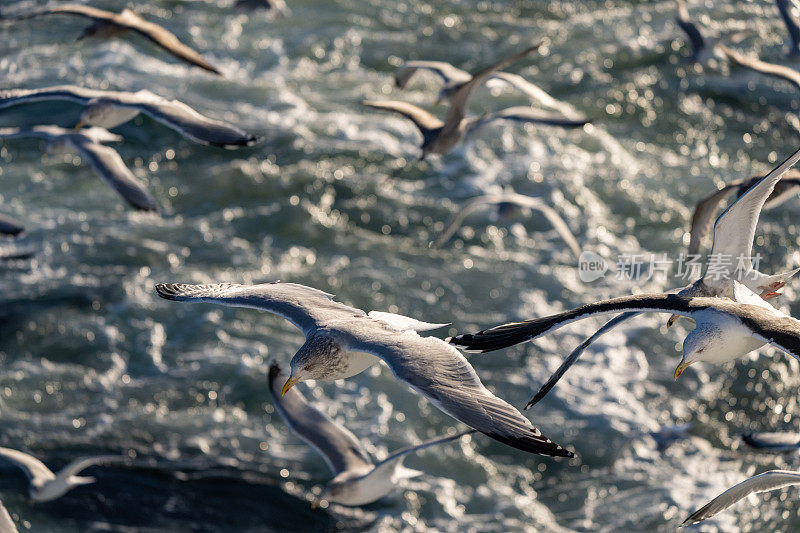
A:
[
  {"left": 0, "top": 86, "right": 258, "bottom": 148},
  {"left": 493, "top": 147, "right": 800, "bottom": 408},
  {"left": 364, "top": 43, "right": 589, "bottom": 159},
  {"left": 0, "top": 126, "right": 158, "bottom": 212},
  {"left": 449, "top": 280, "right": 800, "bottom": 382},
  {"left": 155, "top": 282, "right": 573, "bottom": 457},
  {"left": 776, "top": 0, "right": 800, "bottom": 57},
  {"left": 682, "top": 470, "right": 800, "bottom": 525},
  {"left": 268, "top": 361, "right": 472, "bottom": 506},
  {"left": 430, "top": 191, "right": 582, "bottom": 259},
  {"left": 0, "top": 447, "right": 124, "bottom": 502},
  {"left": 2, "top": 4, "right": 222, "bottom": 75}
]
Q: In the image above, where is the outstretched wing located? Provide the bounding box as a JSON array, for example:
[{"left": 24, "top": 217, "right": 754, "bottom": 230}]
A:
[
  {"left": 68, "top": 134, "right": 158, "bottom": 212},
  {"left": 362, "top": 100, "right": 444, "bottom": 136},
  {"left": 57, "top": 456, "right": 126, "bottom": 480},
  {"left": 341, "top": 323, "right": 573, "bottom": 457},
  {"left": 688, "top": 181, "right": 743, "bottom": 255},
  {"left": 0, "top": 86, "right": 102, "bottom": 110},
  {"left": 675, "top": 0, "right": 706, "bottom": 57},
  {"left": 468, "top": 107, "right": 590, "bottom": 130},
  {"left": 0, "top": 447, "right": 55, "bottom": 485},
  {"left": 368, "top": 429, "right": 475, "bottom": 480},
  {"left": 268, "top": 363, "right": 372, "bottom": 475},
  {"left": 394, "top": 61, "right": 472, "bottom": 89},
  {"left": 155, "top": 282, "right": 366, "bottom": 335},
  {"left": 720, "top": 45, "right": 800, "bottom": 90},
  {"left": 682, "top": 470, "right": 800, "bottom": 525},
  {"left": 1, "top": 3, "right": 115, "bottom": 21}
]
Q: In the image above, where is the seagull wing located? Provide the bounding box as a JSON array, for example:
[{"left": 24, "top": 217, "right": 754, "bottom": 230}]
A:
[
  {"left": 720, "top": 45, "right": 800, "bottom": 91},
  {"left": 0, "top": 85, "right": 102, "bottom": 110},
  {"left": 742, "top": 431, "right": 800, "bottom": 451},
  {"left": 340, "top": 323, "right": 573, "bottom": 457},
  {"left": 762, "top": 174, "right": 800, "bottom": 209},
  {"left": 155, "top": 282, "right": 366, "bottom": 336},
  {"left": 366, "top": 311, "right": 448, "bottom": 332},
  {"left": 362, "top": 100, "right": 444, "bottom": 136},
  {"left": 116, "top": 10, "right": 222, "bottom": 75},
  {"left": 705, "top": 146, "right": 800, "bottom": 277},
  {"left": 486, "top": 72, "right": 562, "bottom": 110},
  {"left": 525, "top": 311, "right": 641, "bottom": 409},
  {"left": 267, "top": 363, "right": 372, "bottom": 475},
  {"left": 502, "top": 193, "right": 582, "bottom": 258},
  {"left": 56, "top": 456, "right": 125, "bottom": 480},
  {"left": 129, "top": 92, "right": 257, "bottom": 147},
  {"left": 688, "top": 181, "right": 744, "bottom": 256},
  {"left": 776, "top": 0, "right": 800, "bottom": 55},
  {"left": 675, "top": 0, "right": 706, "bottom": 57},
  {"left": 468, "top": 107, "right": 590, "bottom": 130},
  {"left": 67, "top": 133, "right": 158, "bottom": 212},
  {"left": 368, "top": 430, "right": 475, "bottom": 480},
  {"left": 682, "top": 470, "right": 800, "bottom": 525},
  {"left": 1, "top": 3, "right": 114, "bottom": 21},
  {"left": 394, "top": 61, "right": 472, "bottom": 89},
  {"left": 444, "top": 43, "right": 542, "bottom": 132},
  {"left": 0, "top": 447, "right": 55, "bottom": 485},
  {"left": 0, "top": 214, "right": 24, "bottom": 236},
  {"left": 431, "top": 195, "right": 498, "bottom": 249}
]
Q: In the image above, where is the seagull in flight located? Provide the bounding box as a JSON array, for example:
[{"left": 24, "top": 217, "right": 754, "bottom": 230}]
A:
[
  {"left": 268, "top": 361, "right": 473, "bottom": 506},
  {"left": 364, "top": 43, "right": 589, "bottom": 159},
  {"left": 155, "top": 282, "right": 573, "bottom": 457},
  {"left": 0, "top": 447, "right": 124, "bottom": 502},
  {"left": 430, "top": 191, "right": 582, "bottom": 259},
  {"left": 682, "top": 470, "right": 800, "bottom": 525},
  {"left": 0, "top": 86, "right": 258, "bottom": 148},
  {"left": 2, "top": 4, "right": 222, "bottom": 75},
  {"left": 0, "top": 126, "right": 158, "bottom": 212}
]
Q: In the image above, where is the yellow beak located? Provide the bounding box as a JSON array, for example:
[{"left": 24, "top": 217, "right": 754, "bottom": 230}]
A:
[
  {"left": 281, "top": 376, "right": 300, "bottom": 395},
  {"left": 73, "top": 121, "right": 85, "bottom": 131},
  {"left": 666, "top": 314, "right": 679, "bottom": 329},
  {"left": 674, "top": 360, "right": 691, "bottom": 380}
]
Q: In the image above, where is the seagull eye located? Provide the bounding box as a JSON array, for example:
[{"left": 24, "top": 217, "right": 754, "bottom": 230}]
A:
[{"left": 697, "top": 348, "right": 704, "bottom": 353}]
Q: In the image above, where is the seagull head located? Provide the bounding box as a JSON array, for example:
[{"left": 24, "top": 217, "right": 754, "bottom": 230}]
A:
[
  {"left": 283, "top": 334, "right": 344, "bottom": 394},
  {"left": 675, "top": 323, "right": 722, "bottom": 379}
]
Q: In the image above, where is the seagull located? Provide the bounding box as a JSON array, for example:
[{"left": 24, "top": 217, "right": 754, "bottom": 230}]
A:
[
  {"left": 0, "top": 126, "right": 158, "bottom": 212},
  {"left": 0, "top": 86, "right": 258, "bottom": 148},
  {"left": 234, "top": 0, "right": 289, "bottom": 16},
  {"left": 155, "top": 282, "right": 573, "bottom": 457},
  {"left": 0, "top": 447, "right": 124, "bottom": 502},
  {"left": 430, "top": 191, "right": 582, "bottom": 259},
  {"left": 675, "top": 0, "right": 717, "bottom": 64},
  {"left": 689, "top": 170, "right": 800, "bottom": 256},
  {"left": 268, "top": 361, "right": 473, "bottom": 506},
  {"left": 487, "top": 147, "right": 800, "bottom": 408},
  {"left": 682, "top": 470, "right": 800, "bottom": 525},
  {"left": 0, "top": 213, "right": 23, "bottom": 236},
  {"left": 394, "top": 59, "right": 582, "bottom": 118},
  {"left": 721, "top": 44, "right": 800, "bottom": 92},
  {"left": 777, "top": 0, "right": 800, "bottom": 57},
  {"left": 449, "top": 280, "right": 800, "bottom": 383},
  {"left": 364, "top": 43, "right": 589, "bottom": 159},
  {"left": 2, "top": 4, "right": 222, "bottom": 75},
  {"left": 742, "top": 431, "right": 800, "bottom": 452},
  {"left": 0, "top": 500, "right": 17, "bottom": 533}
]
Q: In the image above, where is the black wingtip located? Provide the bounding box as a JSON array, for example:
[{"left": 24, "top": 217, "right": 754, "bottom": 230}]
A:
[
  {"left": 155, "top": 283, "right": 181, "bottom": 301},
  {"left": 268, "top": 360, "right": 283, "bottom": 383}
]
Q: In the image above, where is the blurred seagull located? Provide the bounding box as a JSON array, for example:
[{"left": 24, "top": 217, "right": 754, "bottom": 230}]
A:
[
  {"left": 364, "top": 43, "right": 589, "bottom": 159},
  {"left": 430, "top": 191, "right": 581, "bottom": 259},
  {"left": 675, "top": 0, "right": 717, "bottom": 64},
  {"left": 688, "top": 170, "right": 800, "bottom": 256},
  {"left": 0, "top": 214, "right": 23, "bottom": 236},
  {"left": 449, "top": 280, "right": 800, "bottom": 383},
  {"left": 2, "top": 4, "right": 222, "bottom": 75},
  {"left": 234, "top": 0, "right": 289, "bottom": 16},
  {"left": 268, "top": 362, "right": 473, "bottom": 506},
  {"left": 0, "top": 447, "right": 123, "bottom": 502},
  {"left": 519, "top": 147, "right": 800, "bottom": 409},
  {"left": 0, "top": 86, "right": 258, "bottom": 148},
  {"left": 777, "top": 0, "right": 800, "bottom": 57},
  {"left": 682, "top": 470, "right": 800, "bottom": 525},
  {"left": 742, "top": 431, "right": 800, "bottom": 452},
  {"left": 721, "top": 44, "right": 800, "bottom": 92},
  {"left": 0, "top": 126, "right": 158, "bottom": 212},
  {"left": 155, "top": 281, "right": 573, "bottom": 457}
]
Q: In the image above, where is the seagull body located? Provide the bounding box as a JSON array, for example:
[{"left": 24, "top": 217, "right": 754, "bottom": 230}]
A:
[
  {"left": 430, "top": 191, "right": 581, "bottom": 259},
  {"left": 268, "top": 362, "right": 472, "bottom": 506},
  {"left": 485, "top": 147, "right": 800, "bottom": 408},
  {"left": 742, "top": 431, "right": 800, "bottom": 452},
  {"left": 682, "top": 470, "right": 800, "bottom": 525},
  {"left": 155, "top": 282, "right": 572, "bottom": 457},
  {"left": 3, "top": 4, "right": 222, "bottom": 75},
  {"left": 449, "top": 280, "right": 800, "bottom": 381},
  {"left": 0, "top": 125, "right": 158, "bottom": 212},
  {"left": 0, "top": 447, "right": 122, "bottom": 502},
  {"left": 0, "top": 86, "right": 257, "bottom": 148},
  {"left": 0, "top": 214, "right": 23, "bottom": 236},
  {"left": 364, "top": 43, "right": 589, "bottom": 159},
  {"left": 777, "top": 0, "right": 800, "bottom": 57}
]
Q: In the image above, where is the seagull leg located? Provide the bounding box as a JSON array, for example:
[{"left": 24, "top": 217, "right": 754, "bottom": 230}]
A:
[{"left": 759, "top": 281, "right": 786, "bottom": 300}]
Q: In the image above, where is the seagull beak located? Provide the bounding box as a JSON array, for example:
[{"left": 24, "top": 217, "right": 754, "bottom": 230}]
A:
[
  {"left": 674, "top": 360, "right": 691, "bottom": 380},
  {"left": 281, "top": 376, "right": 300, "bottom": 395},
  {"left": 73, "top": 121, "right": 85, "bottom": 131}
]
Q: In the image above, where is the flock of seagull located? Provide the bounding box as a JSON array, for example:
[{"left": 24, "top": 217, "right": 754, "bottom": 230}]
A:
[{"left": 5, "top": 0, "right": 800, "bottom": 529}]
